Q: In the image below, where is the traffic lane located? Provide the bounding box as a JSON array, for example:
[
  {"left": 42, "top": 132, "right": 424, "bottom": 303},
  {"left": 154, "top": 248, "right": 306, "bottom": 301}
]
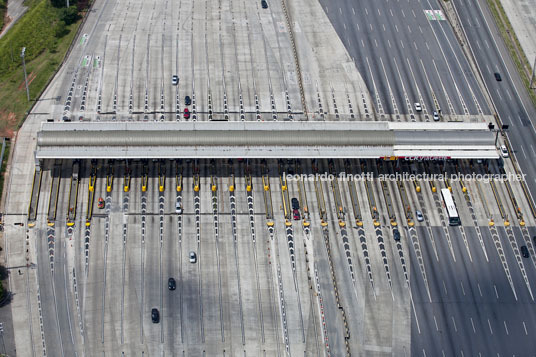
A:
[
  {"left": 511, "top": 226, "right": 536, "bottom": 285},
  {"left": 411, "top": 226, "right": 457, "bottom": 355},
  {"left": 410, "top": 227, "right": 447, "bottom": 355}
]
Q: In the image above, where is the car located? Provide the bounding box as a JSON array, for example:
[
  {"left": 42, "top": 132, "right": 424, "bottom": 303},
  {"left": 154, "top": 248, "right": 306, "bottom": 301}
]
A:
[
  {"left": 168, "top": 278, "right": 176, "bottom": 291},
  {"left": 291, "top": 198, "right": 299, "bottom": 210},
  {"left": 189, "top": 251, "right": 197, "bottom": 263},
  {"left": 184, "top": 108, "right": 190, "bottom": 119},
  {"left": 151, "top": 308, "right": 160, "bottom": 323},
  {"left": 416, "top": 210, "right": 424, "bottom": 222},
  {"left": 433, "top": 111, "right": 439, "bottom": 121},
  {"left": 533, "top": 236, "right": 536, "bottom": 246},
  {"left": 175, "top": 201, "right": 182, "bottom": 214},
  {"left": 494, "top": 72, "right": 502, "bottom": 81},
  {"left": 261, "top": 0, "right": 268, "bottom": 8},
  {"left": 184, "top": 96, "right": 191, "bottom": 106},
  {"left": 97, "top": 197, "right": 104, "bottom": 209},
  {"left": 414, "top": 102, "right": 422, "bottom": 112},
  {"left": 393, "top": 229, "right": 401, "bottom": 241},
  {"left": 500, "top": 145, "right": 509, "bottom": 158},
  {"left": 521, "top": 245, "right": 529, "bottom": 258},
  {"left": 293, "top": 209, "right": 300, "bottom": 220},
  {"left": 171, "top": 75, "right": 179, "bottom": 85}
]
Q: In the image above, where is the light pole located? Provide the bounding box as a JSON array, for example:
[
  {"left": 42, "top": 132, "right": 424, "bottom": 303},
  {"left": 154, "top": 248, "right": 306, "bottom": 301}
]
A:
[{"left": 21, "top": 47, "right": 30, "bottom": 102}]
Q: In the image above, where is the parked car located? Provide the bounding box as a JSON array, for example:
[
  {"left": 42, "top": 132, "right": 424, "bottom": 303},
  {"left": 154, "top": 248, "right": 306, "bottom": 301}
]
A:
[
  {"left": 291, "top": 197, "right": 299, "bottom": 210},
  {"left": 416, "top": 210, "right": 424, "bottom": 222},
  {"left": 189, "top": 251, "right": 197, "bottom": 263},
  {"left": 151, "top": 308, "right": 160, "bottom": 323},
  {"left": 168, "top": 278, "right": 176, "bottom": 291},
  {"left": 393, "top": 229, "right": 401, "bottom": 241},
  {"left": 500, "top": 145, "right": 509, "bottom": 158}
]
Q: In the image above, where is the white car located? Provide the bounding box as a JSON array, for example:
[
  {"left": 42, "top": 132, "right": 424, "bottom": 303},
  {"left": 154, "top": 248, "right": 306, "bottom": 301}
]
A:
[
  {"left": 500, "top": 145, "right": 509, "bottom": 158},
  {"left": 433, "top": 111, "right": 439, "bottom": 121},
  {"left": 414, "top": 102, "right": 422, "bottom": 112},
  {"left": 175, "top": 201, "right": 182, "bottom": 214},
  {"left": 171, "top": 75, "right": 179, "bottom": 85},
  {"left": 189, "top": 251, "right": 197, "bottom": 263}
]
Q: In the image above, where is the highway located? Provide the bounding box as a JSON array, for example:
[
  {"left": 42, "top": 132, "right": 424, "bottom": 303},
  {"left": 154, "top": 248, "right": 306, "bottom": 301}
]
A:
[
  {"left": 318, "top": 0, "right": 489, "bottom": 119},
  {"left": 453, "top": 0, "right": 536, "bottom": 217}
]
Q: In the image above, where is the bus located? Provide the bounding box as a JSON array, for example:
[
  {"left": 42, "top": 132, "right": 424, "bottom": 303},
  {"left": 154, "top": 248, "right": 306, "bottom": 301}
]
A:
[{"left": 441, "top": 189, "right": 460, "bottom": 226}]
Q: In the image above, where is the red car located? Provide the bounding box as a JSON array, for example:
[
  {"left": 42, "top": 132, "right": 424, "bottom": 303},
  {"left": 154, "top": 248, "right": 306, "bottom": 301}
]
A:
[
  {"left": 184, "top": 108, "right": 190, "bottom": 119},
  {"left": 293, "top": 209, "right": 300, "bottom": 220},
  {"left": 97, "top": 197, "right": 104, "bottom": 209}
]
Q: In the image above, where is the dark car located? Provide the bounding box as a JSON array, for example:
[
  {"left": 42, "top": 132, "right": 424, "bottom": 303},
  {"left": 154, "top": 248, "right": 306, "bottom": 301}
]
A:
[
  {"left": 533, "top": 236, "right": 536, "bottom": 246},
  {"left": 393, "top": 229, "right": 401, "bottom": 241},
  {"left": 293, "top": 209, "right": 300, "bottom": 220},
  {"left": 521, "top": 245, "right": 529, "bottom": 258},
  {"left": 261, "top": 0, "right": 268, "bottom": 8},
  {"left": 185, "top": 96, "right": 191, "bottom": 106},
  {"left": 168, "top": 277, "right": 176, "bottom": 291},
  {"left": 494, "top": 72, "right": 502, "bottom": 81},
  {"left": 151, "top": 308, "right": 160, "bottom": 323},
  {"left": 184, "top": 108, "right": 190, "bottom": 119},
  {"left": 291, "top": 198, "right": 299, "bottom": 210}
]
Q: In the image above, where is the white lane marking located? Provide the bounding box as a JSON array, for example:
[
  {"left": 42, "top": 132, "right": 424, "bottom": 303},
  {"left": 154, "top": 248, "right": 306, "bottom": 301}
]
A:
[
  {"left": 434, "top": 315, "right": 439, "bottom": 331},
  {"left": 365, "top": 7, "right": 368, "bottom": 15},
  {"left": 412, "top": 9, "right": 416, "bottom": 17},
  {"left": 356, "top": 23, "right": 360, "bottom": 31},
  {"left": 408, "top": 25, "right": 412, "bottom": 33},
  {"left": 339, "top": 7, "right": 342, "bottom": 14},
  {"left": 325, "top": 6, "right": 328, "bottom": 13},
  {"left": 477, "top": 40, "right": 482, "bottom": 50},
  {"left": 414, "top": 42, "right": 418, "bottom": 50},
  {"left": 443, "top": 280, "right": 448, "bottom": 295},
  {"left": 451, "top": 316, "right": 458, "bottom": 332},
  {"left": 506, "top": 89, "right": 512, "bottom": 100},
  {"left": 361, "top": 39, "right": 365, "bottom": 47},
  {"left": 395, "top": 24, "right": 399, "bottom": 32},
  {"left": 419, "top": 25, "right": 423, "bottom": 33},
  {"left": 425, "top": 42, "right": 429, "bottom": 50},
  {"left": 494, "top": 285, "right": 499, "bottom": 299},
  {"left": 470, "top": 317, "right": 476, "bottom": 333},
  {"left": 504, "top": 320, "right": 509, "bottom": 335},
  {"left": 477, "top": 283, "right": 482, "bottom": 296},
  {"left": 488, "top": 319, "right": 493, "bottom": 334},
  {"left": 352, "top": 7, "right": 355, "bottom": 15},
  {"left": 521, "top": 145, "right": 527, "bottom": 159},
  {"left": 401, "top": 9, "right": 405, "bottom": 17},
  {"left": 383, "top": 24, "right": 386, "bottom": 31},
  {"left": 400, "top": 40, "right": 404, "bottom": 49},
  {"left": 531, "top": 144, "right": 536, "bottom": 156},
  {"left": 390, "top": 8, "right": 394, "bottom": 16},
  {"left": 495, "top": 88, "right": 503, "bottom": 100},
  {"left": 343, "top": 23, "right": 346, "bottom": 30},
  {"left": 523, "top": 321, "right": 528, "bottom": 335},
  {"left": 485, "top": 63, "right": 491, "bottom": 73},
  {"left": 460, "top": 281, "right": 465, "bottom": 295},
  {"left": 370, "top": 23, "right": 373, "bottom": 31},
  {"left": 515, "top": 114, "right": 522, "bottom": 126},
  {"left": 484, "top": 39, "right": 490, "bottom": 49},
  {"left": 388, "top": 39, "right": 391, "bottom": 48},
  {"left": 378, "top": 8, "right": 381, "bottom": 16},
  {"left": 375, "top": 39, "right": 378, "bottom": 47}
]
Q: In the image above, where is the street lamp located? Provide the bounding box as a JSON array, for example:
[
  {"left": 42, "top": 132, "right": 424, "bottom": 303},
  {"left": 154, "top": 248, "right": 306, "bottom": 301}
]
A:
[{"left": 21, "top": 47, "right": 30, "bottom": 102}]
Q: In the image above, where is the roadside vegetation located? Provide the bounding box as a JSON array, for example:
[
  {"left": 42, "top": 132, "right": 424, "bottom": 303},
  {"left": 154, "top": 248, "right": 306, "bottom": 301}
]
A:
[
  {"left": 0, "top": 0, "right": 87, "bottom": 137},
  {"left": 485, "top": 0, "right": 536, "bottom": 107}
]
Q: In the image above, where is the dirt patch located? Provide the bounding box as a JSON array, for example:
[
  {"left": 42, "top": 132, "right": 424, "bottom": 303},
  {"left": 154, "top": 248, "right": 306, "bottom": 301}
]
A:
[{"left": 0, "top": 111, "right": 17, "bottom": 138}]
